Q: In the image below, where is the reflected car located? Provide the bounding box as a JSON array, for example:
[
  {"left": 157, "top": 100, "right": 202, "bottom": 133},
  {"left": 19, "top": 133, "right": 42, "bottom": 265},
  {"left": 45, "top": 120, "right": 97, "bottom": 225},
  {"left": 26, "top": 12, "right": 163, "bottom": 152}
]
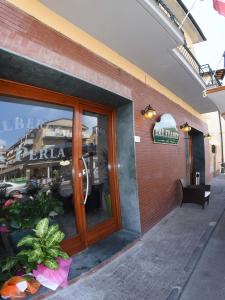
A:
[
  {"left": 59, "top": 179, "right": 91, "bottom": 198},
  {"left": 0, "top": 181, "right": 27, "bottom": 197}
]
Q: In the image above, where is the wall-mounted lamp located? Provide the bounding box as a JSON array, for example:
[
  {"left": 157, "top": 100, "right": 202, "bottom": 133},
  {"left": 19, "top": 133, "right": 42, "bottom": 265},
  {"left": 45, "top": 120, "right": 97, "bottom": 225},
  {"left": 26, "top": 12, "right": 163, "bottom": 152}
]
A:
[
  {"left": 60, "top": 160, "right": 70, "bottom": 166},
  {"left": 204, "top": 133, "right": 212, "bottom": 140},
  {"left": 180, "top": 122, "right": 191, "bottom": 133},
  {"left": 141, "top": 105, "right": 156, "bottom": 119}
]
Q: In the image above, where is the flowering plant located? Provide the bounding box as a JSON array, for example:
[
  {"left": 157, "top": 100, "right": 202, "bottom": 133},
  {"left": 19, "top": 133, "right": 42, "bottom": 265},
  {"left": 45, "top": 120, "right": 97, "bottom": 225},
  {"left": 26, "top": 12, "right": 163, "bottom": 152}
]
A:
[{"left": 0, "top": 192, "right": 64, "bottom": 231}]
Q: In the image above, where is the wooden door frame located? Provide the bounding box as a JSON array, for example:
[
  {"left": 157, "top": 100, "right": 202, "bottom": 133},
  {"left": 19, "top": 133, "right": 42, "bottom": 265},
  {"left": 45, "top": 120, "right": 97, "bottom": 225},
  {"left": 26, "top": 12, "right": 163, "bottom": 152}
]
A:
[
  {"left": 0, "top": 79, "right": 122, "bottom": 255},
  {"left": 78, "top": 103, "right": 122, "bottom": 246}
]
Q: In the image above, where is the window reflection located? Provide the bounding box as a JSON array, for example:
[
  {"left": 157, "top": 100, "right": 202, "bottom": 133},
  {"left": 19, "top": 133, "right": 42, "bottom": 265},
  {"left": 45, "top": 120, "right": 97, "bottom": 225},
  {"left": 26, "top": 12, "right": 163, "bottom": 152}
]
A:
[
  {"left": 0, "top": 97, "right": 76, "bottom": 265},
  {"left": 82, "top": 111, "right": 112, "bottom": 229}
]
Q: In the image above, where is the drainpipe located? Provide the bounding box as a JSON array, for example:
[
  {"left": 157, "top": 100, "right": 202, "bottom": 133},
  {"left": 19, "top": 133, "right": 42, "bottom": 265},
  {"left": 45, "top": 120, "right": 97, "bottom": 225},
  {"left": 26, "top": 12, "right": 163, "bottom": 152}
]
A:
[{"left": 218, "top": 110, "right": 224, "bottom": 173}]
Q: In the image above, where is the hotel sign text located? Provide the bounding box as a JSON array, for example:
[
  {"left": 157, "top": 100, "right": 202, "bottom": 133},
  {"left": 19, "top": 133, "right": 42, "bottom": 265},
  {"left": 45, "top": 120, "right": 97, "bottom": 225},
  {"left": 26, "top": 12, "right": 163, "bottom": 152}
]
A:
[{"left": 153, "top": 114, "right": 179, "bottom": 145}]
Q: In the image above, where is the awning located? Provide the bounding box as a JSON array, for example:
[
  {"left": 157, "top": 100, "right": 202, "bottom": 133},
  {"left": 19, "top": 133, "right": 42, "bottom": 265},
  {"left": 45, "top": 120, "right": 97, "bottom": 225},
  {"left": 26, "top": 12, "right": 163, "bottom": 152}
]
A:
[{"left": 215, "top": 69, "right": 225, "bottom": 81}]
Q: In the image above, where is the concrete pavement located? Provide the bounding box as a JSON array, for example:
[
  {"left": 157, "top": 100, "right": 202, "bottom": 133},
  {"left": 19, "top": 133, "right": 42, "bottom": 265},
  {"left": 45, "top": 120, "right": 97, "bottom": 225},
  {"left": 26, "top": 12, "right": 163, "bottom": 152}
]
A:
[
  {"left": 180, "top": 188, "right": 225, "bottom": 300},
  {"left": 47, "top": 176, "right": 225, "bottom": 300}
]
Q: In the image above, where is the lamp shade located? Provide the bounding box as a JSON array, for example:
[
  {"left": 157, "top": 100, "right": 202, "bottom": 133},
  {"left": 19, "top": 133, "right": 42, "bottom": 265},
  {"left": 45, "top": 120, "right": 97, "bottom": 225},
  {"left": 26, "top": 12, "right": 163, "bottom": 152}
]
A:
[
  {"left": 204, "top": 133, "right": 212, "bottom": 140},
  {"left": 141, "top": 105, "right": 156, "bottom": 119},
  {"left": 180, "top": 122, "right": 191, "bottom": 132}
]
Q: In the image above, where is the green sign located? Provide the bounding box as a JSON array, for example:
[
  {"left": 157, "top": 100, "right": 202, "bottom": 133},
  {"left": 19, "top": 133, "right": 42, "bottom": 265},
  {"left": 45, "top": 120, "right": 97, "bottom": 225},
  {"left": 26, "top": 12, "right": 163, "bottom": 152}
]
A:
[{"left": 153, "top": 114, "right": 179, "bottom": 145}]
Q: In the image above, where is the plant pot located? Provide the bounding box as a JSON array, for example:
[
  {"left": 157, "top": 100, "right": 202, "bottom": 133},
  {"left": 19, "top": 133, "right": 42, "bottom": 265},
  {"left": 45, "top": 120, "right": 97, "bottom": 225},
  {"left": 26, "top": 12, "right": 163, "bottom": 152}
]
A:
[{"left": 33, "top": 258, "right": 72, "bottom": 291}]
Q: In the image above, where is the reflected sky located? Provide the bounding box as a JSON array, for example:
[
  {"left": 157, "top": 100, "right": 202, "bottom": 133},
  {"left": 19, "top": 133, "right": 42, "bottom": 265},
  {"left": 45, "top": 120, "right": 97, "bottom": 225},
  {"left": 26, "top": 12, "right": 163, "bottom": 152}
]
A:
[
  {"left": 0, "top": 97, "right": 73, "bottom": 149},
  {"left": 0, "top": 97, "right": 100, "bottom": 150}
]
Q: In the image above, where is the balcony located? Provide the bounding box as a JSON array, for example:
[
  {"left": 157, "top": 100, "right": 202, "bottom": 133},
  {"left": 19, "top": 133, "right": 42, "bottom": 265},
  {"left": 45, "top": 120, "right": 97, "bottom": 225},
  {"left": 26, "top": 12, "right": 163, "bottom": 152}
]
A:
[
  {"left": 38, "top": 0, "right": 218, "bottom": 113},
  {"left": 177, "top": 45, "right": 222, "bottom": 88},
  {"left": 23, "top": 139, "right": 34, "bottom": 146},
  {"left": 155, "top": 0, "right": 182, "bottom": 31},
  {"left": 43, "top": 129, "right": 72, "bottom": 138},
  {"left": 156, "top": 1, "right": 221, "bottom": 89},
  {"left": 200, "top": 64, "right": 223, "bottom": 88}
]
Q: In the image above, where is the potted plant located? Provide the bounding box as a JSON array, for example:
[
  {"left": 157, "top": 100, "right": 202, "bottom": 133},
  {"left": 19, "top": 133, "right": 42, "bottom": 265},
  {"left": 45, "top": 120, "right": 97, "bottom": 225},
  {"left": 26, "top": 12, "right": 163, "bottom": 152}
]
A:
[
  {"left": 18, "top": 218, "right": 69, "bottom": 267},
  {"left": 1, "top": 218, "right": 71, "bottom": 291}
]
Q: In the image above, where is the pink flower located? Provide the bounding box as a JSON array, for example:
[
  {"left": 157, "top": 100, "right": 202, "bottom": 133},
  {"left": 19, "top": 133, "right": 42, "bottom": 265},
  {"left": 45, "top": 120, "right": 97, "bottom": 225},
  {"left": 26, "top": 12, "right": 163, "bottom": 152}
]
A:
[
  {"left": 0, "top": 226, "right": 10, "bottom": 233},
  {"left": 3, "top": 199, "right": 15, "bottom": 208}
]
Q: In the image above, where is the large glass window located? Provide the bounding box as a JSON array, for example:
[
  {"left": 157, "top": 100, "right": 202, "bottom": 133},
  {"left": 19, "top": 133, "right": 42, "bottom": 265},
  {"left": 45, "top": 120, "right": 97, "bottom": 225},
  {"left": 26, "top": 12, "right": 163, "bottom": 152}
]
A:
[{"left": 0, "top": 97, "right": 77, "bottom": 265}]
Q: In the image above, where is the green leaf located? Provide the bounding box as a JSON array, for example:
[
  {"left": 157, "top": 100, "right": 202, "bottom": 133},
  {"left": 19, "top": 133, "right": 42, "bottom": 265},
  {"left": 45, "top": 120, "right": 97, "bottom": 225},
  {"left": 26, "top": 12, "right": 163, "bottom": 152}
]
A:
[
  {"left": 45, "top": 224, "right": 59, "bottom": 240},
  {"left": 17, "top": 235, "right": 38, "bottom": 247},
  {"left": 47, "top": 231, "right": 65, "bottom": 247},
  {"left": 43, "top": 258, "right": 58, "bottom": 270},
  {"left": 35, "top": 218, "right": 49, "bottom": 238},
  {"left": 37, "top": 258, "right": 43, "bottom": 264},
  {"left": 28, "top": 248, "right": 43, "bottom": 263},
  {"left": 33, "top": 243, "right": 41, "bottom": 249},
  {"left": 47, "top": 248, "right": 60, "bottom": 258},
  {"left": 1, "top": 257, "right": 18, "bottom": 272},
  {"left": 58, "top": 251, "right": 69, "bottom": 260},
  {"left": 24, "top": 263, "right": 36, "bottom": 274},
  {"left": 17, "top": 250, "right": 31, "bottom": 258}
]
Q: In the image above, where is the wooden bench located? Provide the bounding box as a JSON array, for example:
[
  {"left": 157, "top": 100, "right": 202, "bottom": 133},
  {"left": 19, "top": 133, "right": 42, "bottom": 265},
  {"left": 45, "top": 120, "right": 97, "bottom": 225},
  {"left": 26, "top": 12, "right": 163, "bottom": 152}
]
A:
[{"left": 179, "top": 179, "right": 211, "bottom": 209}]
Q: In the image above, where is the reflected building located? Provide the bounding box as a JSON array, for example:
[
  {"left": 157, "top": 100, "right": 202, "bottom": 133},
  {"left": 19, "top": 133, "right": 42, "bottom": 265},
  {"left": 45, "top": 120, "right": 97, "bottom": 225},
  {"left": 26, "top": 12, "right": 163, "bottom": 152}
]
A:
[
  {"left": 0, "top": 118, "right": 74, "bottom": 182},
  {"left": 0, "top": 146, "right": 6, "bottom": 175},
  {"left": 0, "top": 118, "right": 94, "bottom": 183}
]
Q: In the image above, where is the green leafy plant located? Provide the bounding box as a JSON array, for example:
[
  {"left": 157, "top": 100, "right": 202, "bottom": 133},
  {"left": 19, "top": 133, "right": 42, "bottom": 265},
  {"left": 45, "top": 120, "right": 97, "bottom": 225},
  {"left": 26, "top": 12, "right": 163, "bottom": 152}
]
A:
[
  {"left": 1, "top": 218, "right": 69, "bottom": 274},
  {"left": 17, "top": 218, "right": 69, "bottom": 269}
]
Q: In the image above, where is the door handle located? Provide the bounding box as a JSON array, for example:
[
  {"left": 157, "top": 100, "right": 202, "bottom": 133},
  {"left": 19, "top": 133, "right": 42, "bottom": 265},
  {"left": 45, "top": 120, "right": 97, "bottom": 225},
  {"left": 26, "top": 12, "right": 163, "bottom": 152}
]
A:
[{"left": 81, "top": 156, "right": 89, "bottom": 205}]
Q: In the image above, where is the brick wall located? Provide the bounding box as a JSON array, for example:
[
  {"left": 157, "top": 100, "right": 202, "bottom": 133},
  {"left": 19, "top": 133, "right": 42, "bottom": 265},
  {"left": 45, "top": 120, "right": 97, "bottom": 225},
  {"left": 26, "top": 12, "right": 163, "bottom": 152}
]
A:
[
  {"left": 133, "top": 81, "right": 209, "bottom": 232},
  {"left": 0, "top": 0, "right": 210, "bottom": 233}
]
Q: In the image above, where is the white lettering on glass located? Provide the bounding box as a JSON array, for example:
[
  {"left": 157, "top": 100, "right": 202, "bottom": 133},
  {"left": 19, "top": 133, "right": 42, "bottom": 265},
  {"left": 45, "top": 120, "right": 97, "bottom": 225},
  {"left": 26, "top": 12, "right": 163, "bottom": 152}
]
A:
[{"left": 15, "top": 147, "right": 66, "bottom": 161}]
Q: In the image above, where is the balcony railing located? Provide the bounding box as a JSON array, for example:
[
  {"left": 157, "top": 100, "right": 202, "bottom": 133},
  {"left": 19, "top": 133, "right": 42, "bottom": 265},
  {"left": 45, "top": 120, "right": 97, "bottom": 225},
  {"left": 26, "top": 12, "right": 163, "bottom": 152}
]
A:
[
  {"left": 155, "top": 0, "right": 182, "bottom": 30},
  {"left": 43, "top": 129, "right": 72, "bottom": 138},
  {"left": 178, "top": 45, "right": 201, "bottom": 73},
  {"left": 178, "top": 45, "right": 221, "bottom": 88},
  {"left": 200, "top": 64, "right": 222, "bottom": 88}
]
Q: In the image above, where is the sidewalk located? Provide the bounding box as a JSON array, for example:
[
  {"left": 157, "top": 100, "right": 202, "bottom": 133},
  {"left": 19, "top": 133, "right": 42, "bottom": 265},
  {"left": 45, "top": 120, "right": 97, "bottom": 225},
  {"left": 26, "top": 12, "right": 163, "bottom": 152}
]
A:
[
  {"left": 47, "top": 176, "right": 225, "bottom": 300},
  {"left": 180, "top": 188, "right": 225, "bottom": 300}
]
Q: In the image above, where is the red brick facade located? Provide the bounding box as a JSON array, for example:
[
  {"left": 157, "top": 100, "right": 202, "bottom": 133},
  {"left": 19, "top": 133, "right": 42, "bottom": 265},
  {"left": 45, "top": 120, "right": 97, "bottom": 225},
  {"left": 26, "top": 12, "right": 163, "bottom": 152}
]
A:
[{"left": 0, "top": 0, "right": 210, "bottom": 233}]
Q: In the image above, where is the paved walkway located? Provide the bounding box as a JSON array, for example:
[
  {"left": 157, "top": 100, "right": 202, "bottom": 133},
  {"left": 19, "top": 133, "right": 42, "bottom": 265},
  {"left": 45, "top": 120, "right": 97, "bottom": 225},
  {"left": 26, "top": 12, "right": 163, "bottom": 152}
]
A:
[
  {"left": 180, "top": 186, "right": 225, "bottom": 300},
  {"left": 48, "top": 176, "right": 225, "bottom": 300}
]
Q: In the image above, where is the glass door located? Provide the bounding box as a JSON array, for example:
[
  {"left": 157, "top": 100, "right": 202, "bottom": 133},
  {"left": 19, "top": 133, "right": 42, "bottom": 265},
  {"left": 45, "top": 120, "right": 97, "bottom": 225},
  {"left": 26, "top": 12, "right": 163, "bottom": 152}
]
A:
[{"left": 79, "top": 106, "right": 120, "bottom": 245}]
